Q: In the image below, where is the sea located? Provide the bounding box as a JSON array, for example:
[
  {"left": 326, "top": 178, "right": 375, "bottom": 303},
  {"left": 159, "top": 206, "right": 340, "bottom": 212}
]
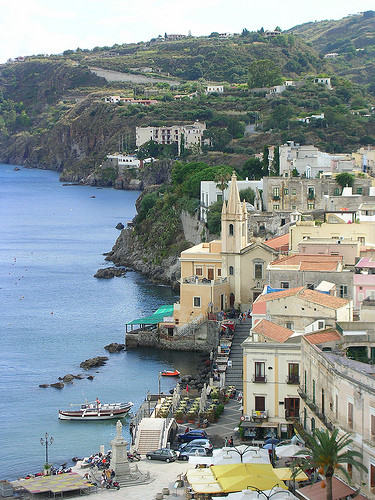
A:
[{"left": 0, "top": 165, "right": 198, "bottom": 480}]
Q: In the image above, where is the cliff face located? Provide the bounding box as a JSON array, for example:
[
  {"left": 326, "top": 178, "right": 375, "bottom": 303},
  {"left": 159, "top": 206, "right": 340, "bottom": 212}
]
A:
[{"left": 105, "top": 227, "right": 181, "bottom": 288}]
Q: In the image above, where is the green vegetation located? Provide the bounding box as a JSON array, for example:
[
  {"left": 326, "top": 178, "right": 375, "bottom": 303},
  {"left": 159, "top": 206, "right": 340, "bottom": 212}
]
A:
[
  {"left": 335, "top": 172, "right": 355, "bottom": 190},
  {"left": 292, "top": 429, "right": 367, "bottom": 500}
]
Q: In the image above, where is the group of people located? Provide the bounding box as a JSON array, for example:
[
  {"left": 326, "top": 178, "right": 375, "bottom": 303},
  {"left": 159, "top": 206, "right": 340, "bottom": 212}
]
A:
[
  {"left": 100, "top": 469, "right": 115, "bottom": 487},
  {"left": 224, "top": 436, "right": 234, "bottom": 447}
]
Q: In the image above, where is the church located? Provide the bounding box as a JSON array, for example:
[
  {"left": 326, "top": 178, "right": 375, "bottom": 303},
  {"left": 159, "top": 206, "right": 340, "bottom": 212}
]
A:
[{"left": 173, "top": 172, "right": 278, "bottom": 326}]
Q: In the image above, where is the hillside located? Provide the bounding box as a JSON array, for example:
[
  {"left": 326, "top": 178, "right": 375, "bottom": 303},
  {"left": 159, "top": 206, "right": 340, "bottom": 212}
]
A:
[{"left": 288, "top": 11, "right": 375, "bottom": 86}]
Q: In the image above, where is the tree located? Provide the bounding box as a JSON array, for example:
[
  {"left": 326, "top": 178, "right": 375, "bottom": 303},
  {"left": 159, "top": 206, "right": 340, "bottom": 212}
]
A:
[
  {"left": 335, "top": 172, "right": 355, "bottom": 191},
  {"left": 207, "top": 200, "right": 223, "bottom": 235},
  {"left": 241, "top": 158, "right": 263, "bottom": 179},
  {"left": 248, "top": 59, "right": 282, "bottom": 89},
  {"left": 262, "top": 145, "right": 270, "bottom": 176},
  {"left": 270, "top": 146, "right": 279, "bottom": 176},
  {"left": 239, "top": 187, "right": 255, "bottom": 205},
  {"left": 215, "top": 168, "right": 232, "bottom": 199},
  {"left": 292, "top": 429, "right": 366, "bottom": 500}
]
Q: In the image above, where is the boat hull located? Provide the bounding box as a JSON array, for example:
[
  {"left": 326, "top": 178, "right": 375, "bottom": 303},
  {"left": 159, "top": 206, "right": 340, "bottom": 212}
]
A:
[
  {"left": 58, "top": 402, "right": 133, "bottom": 421},
  {"left": 162, "top": 370, "right": 180, "bottom": 377}
]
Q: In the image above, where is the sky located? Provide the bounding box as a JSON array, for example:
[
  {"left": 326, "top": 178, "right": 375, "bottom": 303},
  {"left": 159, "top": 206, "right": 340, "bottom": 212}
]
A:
[{"left": 0, "top": 0, "right": 374, "bottom": 63}]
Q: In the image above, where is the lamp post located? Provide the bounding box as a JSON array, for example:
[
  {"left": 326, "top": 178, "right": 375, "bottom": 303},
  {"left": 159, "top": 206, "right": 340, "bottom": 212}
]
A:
[
  {"left": 40, "top": 432, "right": 54, "bottom": 465},
  {"left": 246, "top": 484, "right": 291, "bottom": 499},
  {"left": 158, "top": 371, "right": 161, "bottom": 396}
]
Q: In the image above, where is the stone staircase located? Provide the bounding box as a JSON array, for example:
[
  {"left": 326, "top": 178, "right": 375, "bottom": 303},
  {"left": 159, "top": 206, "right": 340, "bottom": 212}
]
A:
[
  {"left": 134, "top": 418, "right": 164, "bottom": 454},
  {"left": 224, "top": 319, "right": 251, "bottom": 392}
]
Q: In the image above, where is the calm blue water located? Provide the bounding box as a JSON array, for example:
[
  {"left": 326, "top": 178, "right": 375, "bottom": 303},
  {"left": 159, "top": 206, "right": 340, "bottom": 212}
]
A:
[{"left": 0, "top": 165, "right": 196, "bottom": 480}]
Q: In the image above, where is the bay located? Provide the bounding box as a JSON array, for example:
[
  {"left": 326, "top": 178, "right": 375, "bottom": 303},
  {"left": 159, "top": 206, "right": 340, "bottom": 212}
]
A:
[{"left": 0, "top": 165, "right": 195, "bottom": 480}]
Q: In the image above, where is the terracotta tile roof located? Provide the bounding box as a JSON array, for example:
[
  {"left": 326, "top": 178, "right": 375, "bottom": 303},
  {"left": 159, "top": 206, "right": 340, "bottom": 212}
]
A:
[
  {"left": 299, "top": 289, "right": 349, "bottom": 309},
  {"left": 252, "top": 319, "right": 294, "bottom": 343},
  {"left": 298, "top": 476, "right": 367, "bottom": 500},
  {"left": 270, "top": 254, "right": 342, "bottom": 271},
  {"left": 264, "top": 233, "right": 289, "bottom": 251},
  {"left": 304, "top": 329, "right": 342, "bottom": 344},
  {"left": 254, "top": 287, "right": 304, "bottom": 303}
]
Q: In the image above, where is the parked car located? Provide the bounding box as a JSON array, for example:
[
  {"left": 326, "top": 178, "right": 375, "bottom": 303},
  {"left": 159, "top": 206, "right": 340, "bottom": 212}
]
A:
[
  {"left": 177, "top": 430, "right": 209, "bottom": 443},
  {"left": 145, "top": 448, "right": 177, "bottom": 463},
  {"left": 178, "top": 447, "right": 208, "bottom": 461},
  {"left": 179, "top": 439, "right": 213, "bottom": 453}
]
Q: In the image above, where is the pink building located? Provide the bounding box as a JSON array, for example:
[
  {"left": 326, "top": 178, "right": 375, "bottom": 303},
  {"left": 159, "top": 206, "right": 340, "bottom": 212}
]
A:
[{"left": 354, "top": 257, "right": 375, "bottom": 310}]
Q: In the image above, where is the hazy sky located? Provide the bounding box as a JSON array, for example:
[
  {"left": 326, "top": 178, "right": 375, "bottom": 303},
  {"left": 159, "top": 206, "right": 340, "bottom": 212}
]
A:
[{"left": 1, "top": 0, "right": 374, "bottom": 63}]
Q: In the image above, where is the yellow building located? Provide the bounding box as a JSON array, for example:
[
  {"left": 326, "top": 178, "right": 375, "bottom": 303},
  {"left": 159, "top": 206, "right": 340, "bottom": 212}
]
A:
[{"left": 173, "top": 173, "right": 278, "bottom": 325}]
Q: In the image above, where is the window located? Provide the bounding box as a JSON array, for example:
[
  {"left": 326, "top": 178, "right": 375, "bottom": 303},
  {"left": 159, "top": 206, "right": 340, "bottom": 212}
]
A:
[
  {"left": 284, "top": 188, "right": 289, "bottom": 195},
  {"left": 348, "top": 402, "right": 353, "bottom": 429},
  {"left": 280, "top": 282, "right": 289, "bottom": 289},
  {"left": 292, "top": 189, "right": 296, "bottom": 195},
  {"left": 334, "top": 187, "right": 340, "bottom": 196},
  {"left": 308, "top": 187, "right": 315, "bottom": 199},
  {"left": 207, "top": 268, "right": 214, "bottom": 280},
  {"left": 217, "top": 268, "right": 222, "bottom": 277},
  {"left": 347, "top": 461, "right": 352, "bottom": 479},
  {"left": 229, "top": 266, "right": 234, "bottom": 276},
  {"left": 288, "top": 363, "right": 299, "bottom": 384},
  {"left": 335, "top": 394, "right": 338, "bottom": 420},
  {"left": 195, "top": 267, "right": 203, "bottom": 276},
  {"left": 307, "top": 283, "right": 315, "bottom": 290},
  {"left": 358, "top": 236, "right": 365, "bottom": 244},
  {"left": 371, "top": 413, "right": 375, "bottom": 441},
  {"left": 273, "top": 204, "right": 280, "bottom": 210},
  {"left": 193, "top": 296, "right": 201, "bottom": 308},
  {"left": 273, "top": 187, "right": 280, "bottom": 198},
  {"left": 307, "top": 203, "right": 314, "bottom": 210},
  {"left": 292, "top": 205, "right": 297, "bottom": 210},
  {"left": 229, "top": 224, "right": 234, "bottom": 236},
  {"left": 253, "top": 292, "right": 261, "bottom": 302},
  {"left": 304, "top": 371, "right": 307, "bottom": 393},
  {"left": 286, "top": 321, "right": 294, "bottom": 330},
  {"left": 217, "top": 194, "right": 223, "bottom": 201},
  {"left": 255, "top": 396, "right": 265, "bottom": 411},
  {"left": 312, "top": 379, "right": 316, "bottom": 404},
  {"left": 339, "top": 285, "right": 348, "bottom": 298},
  {"left": 371, "top": 463, "right": 375, "bottom": 488},
  {"left": 254, "top": 262, "right": 263, "bottom": 279},
  {"left": 318, "top": 321, "right": 324, "bottom": 329},
  {"left": 311, "top": 417, "right": 315, "bottom": 432},
  {"left": 356, "top": 187, "right": 363, "bottom": 194},
  {"left": 254, "top": 362, "right": 266, "bottom": 382}
]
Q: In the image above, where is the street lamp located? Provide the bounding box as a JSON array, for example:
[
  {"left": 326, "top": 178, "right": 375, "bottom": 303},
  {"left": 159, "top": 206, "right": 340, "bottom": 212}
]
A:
[
  {"left": 158, "top": 371, "right": 162, "bottom": 396},
  {"left": 40, "top": 432, "right": 54, "bottom": 465},
  {"left": 246, "top": 484, "right": 293, "bottom": 499}
]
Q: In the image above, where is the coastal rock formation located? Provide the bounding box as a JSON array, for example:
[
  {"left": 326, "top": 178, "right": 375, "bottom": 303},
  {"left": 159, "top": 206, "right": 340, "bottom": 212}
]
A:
[
  {"left": 105, "top": 227, "right": 180, "bottom": 288},
  {"left": 115, "top": 222, "right": 124, "bottom": 230},
  {"left": 104, "top": 342, "right": 126, "bottom": 353},
  {"left": 80, "top": 356, "right": 108, "bottom": 370},
  {"left": 39, "top": 384, "right": 50, "bottom": 388},
  {"left": 62, "top": 374, "right": 75, "bottom": 383},
  {"left": 94, "top": 267, "right": 127, "bottom": 279}
]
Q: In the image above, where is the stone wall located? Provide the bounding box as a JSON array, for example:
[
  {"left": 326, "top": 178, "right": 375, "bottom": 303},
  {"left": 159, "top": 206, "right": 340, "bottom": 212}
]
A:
[{"left": 125, "top": 321, "right": 220, "bottom": 352}]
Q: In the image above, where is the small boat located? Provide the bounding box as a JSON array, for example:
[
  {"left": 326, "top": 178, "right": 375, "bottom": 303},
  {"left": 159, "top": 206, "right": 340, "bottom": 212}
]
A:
[
  {"left": 58, "top": 401, "right": 133, "bottom": 420},
  {"left": 162, "top": 370, "right": 180, "bottom": 377}
]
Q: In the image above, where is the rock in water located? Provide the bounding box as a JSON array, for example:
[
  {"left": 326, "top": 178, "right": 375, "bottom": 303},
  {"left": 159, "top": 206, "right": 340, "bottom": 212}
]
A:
[
  {"left": 104, "top": 342, "right": 126, "bottom": 353},
  {"left": 62, "top": 374, "right": 75, "bottom": 383},
  {"left": 39, "top": 384, "right": 50, "bottom": 388},
  {"left": 51, "top": 382, "right": 64, "bottom": 389},
  {"left": 115, "top": 222, "right": 124, "bottom": 230},
  {"left": 94, "top": 267, "right": 127, "bottom": 279},
  {"left": 80, "top": 356, "right": 109, "bottom": 370}
]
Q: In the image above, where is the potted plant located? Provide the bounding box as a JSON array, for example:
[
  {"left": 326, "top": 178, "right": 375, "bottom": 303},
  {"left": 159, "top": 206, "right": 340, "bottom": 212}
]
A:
[
  {"left": 174, "top": 410, "right": 185, "bottom": 424},
  {"left": 43, "top": 463, "right": 52, "bottom": 476}
]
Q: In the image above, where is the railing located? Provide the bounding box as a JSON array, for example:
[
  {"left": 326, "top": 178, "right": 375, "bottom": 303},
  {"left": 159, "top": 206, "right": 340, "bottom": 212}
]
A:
[
  {"left": 252, "top": 375, "right": 267, "bottom": 383},
  {"left": 297, "top": 386, "right": 307, "bottom": 399},
  {"left": 182, "top": 276, "right": 228, "bottom": 285},
  {"left": 286, "top": 376, "right": 300, "bottom": 385},
  {"left": 273, "top": 195, "right": 280, "bottom": 200},
  {"left": 173, "top": 315, "right": 205, "bottom": 338}
]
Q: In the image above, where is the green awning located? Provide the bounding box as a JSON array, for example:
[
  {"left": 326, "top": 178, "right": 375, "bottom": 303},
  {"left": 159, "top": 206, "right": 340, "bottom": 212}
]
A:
[{"left": 127, "top": 305, "right": 174, "bottom": 325}]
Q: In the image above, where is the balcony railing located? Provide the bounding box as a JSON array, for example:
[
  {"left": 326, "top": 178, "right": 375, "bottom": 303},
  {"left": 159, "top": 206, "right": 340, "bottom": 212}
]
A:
[
  {"left": 252, "top": 410, "right": 268, "bottom": 421},
  {"left": 297, "top": 386, "right": 307, "bottom": 400},
  {"left": 273, "top": 195, "right": 280, "bottom": 200},
  {"left": 252, "top": 375, "right": 267, "bottom": 383},
  {"left": 286, "top": 375, "right": 300, "bottom": 385},
  {"left": 182, "top": 276, "right": 228, "bottom": 285}
]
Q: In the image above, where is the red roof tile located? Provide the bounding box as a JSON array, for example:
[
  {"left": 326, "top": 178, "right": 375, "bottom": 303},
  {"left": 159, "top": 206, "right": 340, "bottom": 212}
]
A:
[
  {"left": 252, "top": 319, "right": 294, "bottom": 343},
  {"left": 298, "top": 476, "right": 367, "bottom": 500},
  {"left": 299, "top": 289, "right": 349, "bottom": 309},
  {"left": 264, "top": 233, "right": 289, "bottom": 251},
  {"left": 270, "top": 254, "right": 342, "bottom": 270},
  {"left": 304, "top": 329, "right": 342, "bottom": 344}
]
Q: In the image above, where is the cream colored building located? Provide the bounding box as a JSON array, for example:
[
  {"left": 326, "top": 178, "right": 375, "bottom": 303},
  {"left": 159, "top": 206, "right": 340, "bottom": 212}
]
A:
[
  {"left": 299, "top": 335, "right": 375, "bottom": 499},
  {"left": 289, "top": 220, "right": 375, "bottom": 253},
  {"left": 173, "top": 173, "right": 278, "bottom": 326}
]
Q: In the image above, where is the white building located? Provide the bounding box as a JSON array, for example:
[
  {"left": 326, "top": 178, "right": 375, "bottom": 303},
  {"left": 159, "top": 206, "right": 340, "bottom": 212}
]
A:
[
  {"left": 205, "top": 85, "right": 224, "bottom": 94},
  {"left": 136, "top": 121, "right": 206, "bottom": 155},
  {"left": 279, "top": 141, "right": 355, "bottom": 178},
  {"left": 314, "top": 77, "right": 332, "bottom": 90},
  {"left": 200, "top": 179, "right": 263, "bottom": 221}
]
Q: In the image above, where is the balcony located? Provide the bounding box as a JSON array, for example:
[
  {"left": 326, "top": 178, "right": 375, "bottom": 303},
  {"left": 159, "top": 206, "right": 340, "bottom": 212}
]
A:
[
  {"left": 273, "top": 195, "right": 280, "bottom": 201},
  {"left": 252, "top": 410, "right": 268, "bottom": 421},
  {"left": 182, "top": 276, "right": 228, "bottom": 285},
  {"left": 286, "top": 375, "right": 300, "bottom": 385},
  {"left": 297, "top": 387, "right": 307, "bottom": 400},
  {"left": 252, "top": 375, "right": 267, "bottom": 383}
]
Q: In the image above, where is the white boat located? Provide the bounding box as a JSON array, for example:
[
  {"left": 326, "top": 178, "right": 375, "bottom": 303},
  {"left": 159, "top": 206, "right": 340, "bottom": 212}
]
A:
[{"left": 58, "top": 401, "right": 133, "bottom": 420}]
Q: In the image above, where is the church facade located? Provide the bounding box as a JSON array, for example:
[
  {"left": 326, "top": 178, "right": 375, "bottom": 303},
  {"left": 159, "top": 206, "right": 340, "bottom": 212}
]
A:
[{"left": 173, "top": 173, "right": 278, "bottom": 326}]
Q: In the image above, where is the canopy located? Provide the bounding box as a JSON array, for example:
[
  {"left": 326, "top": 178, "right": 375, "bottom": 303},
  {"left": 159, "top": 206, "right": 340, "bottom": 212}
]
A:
[
  {"left": 188, "top": 446, "right": 269, "bottom": 466},
  {"left": 273, "top": 468, "right": 308, "bottom": 481},
  {"left": 127, "top": 305, "right": 174, "bottom": 325},
  {"left": 211, "top": 463, "right": 287, "bottom": 493},
  {"left": 275, "top": 444, "right": 309, "bottom": 458}
]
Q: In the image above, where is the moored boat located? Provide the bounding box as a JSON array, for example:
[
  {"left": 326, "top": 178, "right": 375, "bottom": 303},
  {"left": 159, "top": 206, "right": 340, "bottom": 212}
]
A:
[
  {"left": 58, "top": 401, "right": 133, "bottom": 420},
  {"left": 161, "top": 370, "right": 180, "bottom": 377}
]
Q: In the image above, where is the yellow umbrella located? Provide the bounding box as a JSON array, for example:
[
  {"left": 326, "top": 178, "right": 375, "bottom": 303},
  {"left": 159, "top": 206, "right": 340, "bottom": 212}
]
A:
[
  {"left": 211, "top": 463, "right": 287, "bottom": 493},
  {"left": 274, "top": 468, "right": 308, "bottom": 481}
]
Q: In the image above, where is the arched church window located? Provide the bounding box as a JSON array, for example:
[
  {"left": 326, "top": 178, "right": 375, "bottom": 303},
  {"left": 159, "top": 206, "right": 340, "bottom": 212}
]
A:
[
  {"left": 229, "top": 224, "right": 234, "bottom": 236},
  {"left": 229, "top": 266, "right": 234, "bottom": 275}
]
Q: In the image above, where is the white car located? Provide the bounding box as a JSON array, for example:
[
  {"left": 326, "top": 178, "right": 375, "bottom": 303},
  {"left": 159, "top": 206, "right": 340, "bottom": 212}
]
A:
[{"left": 178, "top": 439, "right": 213, "bottom": 452}]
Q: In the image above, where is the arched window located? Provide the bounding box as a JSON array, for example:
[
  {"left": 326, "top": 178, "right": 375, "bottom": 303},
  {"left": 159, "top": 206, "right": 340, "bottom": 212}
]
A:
[
  {"left": 229, "top": 224, "right": 234, "bottom": 236},
  {"left": 229, "top": 266, "right": 234, "bottom": 275}
]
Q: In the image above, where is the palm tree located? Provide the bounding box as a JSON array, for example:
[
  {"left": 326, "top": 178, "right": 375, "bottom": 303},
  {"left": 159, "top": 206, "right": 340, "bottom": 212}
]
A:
[
  {"left": 291, "top": 428, "right": 367, "bottom": 500},
  {"left": 214, "top": 169, "right": 231, "bottom": 201}
]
